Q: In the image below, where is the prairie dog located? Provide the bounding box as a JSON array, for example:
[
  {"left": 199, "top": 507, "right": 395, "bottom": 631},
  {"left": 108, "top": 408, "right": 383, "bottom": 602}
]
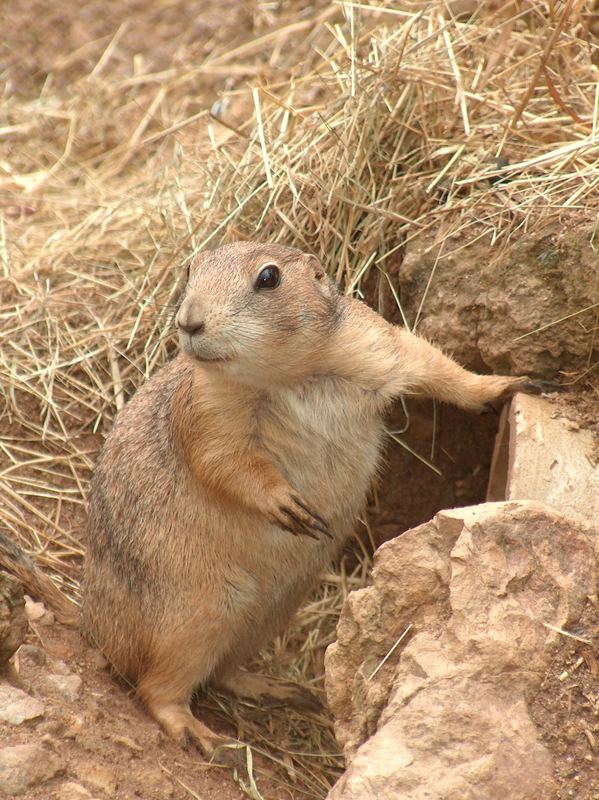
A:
[{"left": 4, "top": 242, "right": 537, "bottom": 756}]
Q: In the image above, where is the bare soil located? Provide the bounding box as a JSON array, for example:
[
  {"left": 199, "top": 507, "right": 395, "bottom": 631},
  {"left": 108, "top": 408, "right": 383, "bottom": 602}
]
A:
[
  {"left": 526, "top": 386, "right": 599, "bottom": 800},
  {"left": 3, "top": 622, "right": 248, "bottom": 800},
  {"left": 1, "top": 0, "right": 252, "bottom": 97},
  {"left": 530, "top": 598, "right": 599, "bottom": 800}
]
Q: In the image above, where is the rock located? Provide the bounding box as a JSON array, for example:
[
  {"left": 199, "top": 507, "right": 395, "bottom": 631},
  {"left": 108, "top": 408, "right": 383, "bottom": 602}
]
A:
[
  {"left": 89, "top": 650, "right": 108, "bottom": 670},
  {"left": 74, "top": 762, "right": 117, "bottom": 797},
  {"left": 0, "top": 683, "right": 44, "bottom": 724},
  {"left": 325, "top": 501, "right": 596, "bottom": 800},
  {"left": 49, "top": 658, "right": 75, "bottom": 676},
  {"left": 17, "top": 643, "right": 47, "bottom": 666},
  {"left": 63, "top": 714, "right": 85, "bottom": 739},
  {"left": 23, "top": 595, "right": 54, "bottom": 626},
  {"left": 24, "top": 596, "right": 46, "bottom": 622},
  {"left": 398, "top": 227, "right": 599, "bottom": 376},
  {"left": 37, "top": 659, "right": 83, "bottom": 702},
  {"left": 488, "top": 393, "right": 599, "bottom": 528},
  {"left": 55, "top": 782, "right": 94, "bottom": 800},
  {"left": 325, "top": 513, "right": 457, "bottom": 754},
  {"left": 0, "top": 743, "right": 61, "bottom": 796},
  {"left": 111, "top": 734, "right": 143, "bottom": 753},
  {"left": 0, "top": 573, "right": 27, "bottom": 675},
  {"left": 44, "top": 673, "right": 82, "bottom": 702}
]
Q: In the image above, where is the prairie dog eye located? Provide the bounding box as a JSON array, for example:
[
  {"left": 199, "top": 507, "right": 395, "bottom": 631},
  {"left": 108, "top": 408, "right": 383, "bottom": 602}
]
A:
[{"left": 255, "top": 264, "right": 281, "bottom": 290}]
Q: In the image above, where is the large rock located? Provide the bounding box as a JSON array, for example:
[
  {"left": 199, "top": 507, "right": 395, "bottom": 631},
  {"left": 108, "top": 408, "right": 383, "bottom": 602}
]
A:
[
  {"left": 325, "top": 501, "right": 597, "bottom": 800},
  {"left": 398, "top": 227, "right": 599, "bottom": 376}
]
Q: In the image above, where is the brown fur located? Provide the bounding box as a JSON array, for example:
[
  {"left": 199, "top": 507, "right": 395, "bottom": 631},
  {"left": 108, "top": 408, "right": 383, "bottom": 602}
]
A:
[
  {"left": 0, "top": 531, "right": 78, "bottom": 627},
  {"left": 6, "top": 242, "right": 534, "bottom": 754}
]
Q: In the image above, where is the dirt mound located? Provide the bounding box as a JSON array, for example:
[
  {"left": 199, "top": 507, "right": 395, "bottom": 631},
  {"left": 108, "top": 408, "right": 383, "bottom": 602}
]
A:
[{"left": 399, "top": 226, "right": 599, "bottom": 377}]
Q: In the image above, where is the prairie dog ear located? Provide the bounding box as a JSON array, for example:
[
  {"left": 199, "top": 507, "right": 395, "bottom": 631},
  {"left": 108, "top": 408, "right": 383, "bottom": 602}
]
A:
[
  {"left": 303, "top": 253, "right": 340, "bottom": 300},
  {"left": 304, "top": 254, "right": 324, "bottom": 280}
]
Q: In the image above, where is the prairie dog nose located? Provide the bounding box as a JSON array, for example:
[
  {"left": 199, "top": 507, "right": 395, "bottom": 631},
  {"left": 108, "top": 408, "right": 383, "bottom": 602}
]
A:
[{"left": 176, "top": 298, "right": 205, "bottom": 336}]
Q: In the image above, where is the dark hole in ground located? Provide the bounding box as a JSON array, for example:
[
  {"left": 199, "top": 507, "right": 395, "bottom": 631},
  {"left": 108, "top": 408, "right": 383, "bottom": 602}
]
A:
[{"left": 366, "top": 398, "right": 501, "bottom": 550}]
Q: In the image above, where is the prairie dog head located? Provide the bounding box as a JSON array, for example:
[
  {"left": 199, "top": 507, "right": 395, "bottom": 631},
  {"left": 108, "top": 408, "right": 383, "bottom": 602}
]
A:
[{"left": 176, "top": 242, "right": 341, "bottom": 385}]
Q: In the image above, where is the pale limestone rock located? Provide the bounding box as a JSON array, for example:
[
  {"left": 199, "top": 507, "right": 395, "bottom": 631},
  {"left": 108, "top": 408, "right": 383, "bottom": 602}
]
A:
[
  {"left": 0, "top": 683, "right": 44, "bottom": 724},
  {"left": 488, "top": 392, "right": 599, "bottom": 528},
  {"left": 24, "top": 596, "right": 44, "bottom": 621},
  {"left": 325, "top": 501, "right": 596, "bottom": 800},
  {"left": 17, "top": 643, "right": 46, "bottom": 666}
]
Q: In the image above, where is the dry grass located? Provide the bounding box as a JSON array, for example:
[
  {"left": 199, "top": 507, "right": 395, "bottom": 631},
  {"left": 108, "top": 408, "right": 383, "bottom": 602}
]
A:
[{"left": 1, "top": 0, "right": 599, "bottom": 796}]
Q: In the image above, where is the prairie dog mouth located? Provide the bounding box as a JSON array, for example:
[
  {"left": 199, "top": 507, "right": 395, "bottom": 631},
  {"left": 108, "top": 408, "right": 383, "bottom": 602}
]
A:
[{"left": 179, "top": 332, "right": 233, "bottom": 364}]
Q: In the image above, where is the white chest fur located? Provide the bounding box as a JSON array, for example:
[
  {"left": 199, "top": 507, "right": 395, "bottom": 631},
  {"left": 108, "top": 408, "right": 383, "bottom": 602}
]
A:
[{"left": 261, "top": 377, "right": 385, "bottom": 526}]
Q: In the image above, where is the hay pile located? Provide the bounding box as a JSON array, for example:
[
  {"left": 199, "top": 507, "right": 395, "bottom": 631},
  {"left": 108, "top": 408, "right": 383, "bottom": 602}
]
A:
[{"left": 1, "top": 0, "right": 598, "bottom": 796}]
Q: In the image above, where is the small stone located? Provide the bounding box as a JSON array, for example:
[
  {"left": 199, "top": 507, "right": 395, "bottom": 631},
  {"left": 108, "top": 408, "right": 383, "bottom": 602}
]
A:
[
  {"left": 44, "top": 674, "right": 82, "bottom": 702},
  {"left": 24, "top": 597, "right": 46, "bottom": 622},
  {"left": 63, "top": 714, "right": 85, "bottom": 739},
  {"left": 0, "top": 743, "right": 61, "bottom": 795},
  {"left": 49, "top": 659, "right": 73, "bottom": 676},
  {"left": 0, "top": 683, "right": 44, "bottom": 724},
  {"left": 38, "top": 609, "right": 55, "bottom": 627},
  {"left": 89, "top": 651, "right": 108, "bottom": 670},
  {"left": 54, "top": 781, "right": 93, "bottom": 800},
  {"left": 111, "top": 735, "right": 143, "bottom": 753},
  {"left": 17, "top": 644, "right": 46, "bottom": 666},
  {"left": 75, "top": 762, "right": 117, "bottom": 797},
  {"left": 23, "top": 596, "right": 54, "bottom": 626}
]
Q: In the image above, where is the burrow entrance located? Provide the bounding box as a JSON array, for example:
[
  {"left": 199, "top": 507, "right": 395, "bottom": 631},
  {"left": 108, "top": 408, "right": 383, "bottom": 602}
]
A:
[{"left": 368, "top": 399, "right": 503, "bottom": 550}]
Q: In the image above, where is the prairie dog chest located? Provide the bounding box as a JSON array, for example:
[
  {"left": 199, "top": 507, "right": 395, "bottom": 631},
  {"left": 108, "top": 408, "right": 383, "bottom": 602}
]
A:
[{"left": 261, "top": 377, "right": 385, "bottom": 511}]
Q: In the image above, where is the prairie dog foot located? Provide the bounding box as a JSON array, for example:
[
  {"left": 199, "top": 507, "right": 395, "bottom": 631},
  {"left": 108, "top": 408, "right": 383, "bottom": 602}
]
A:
[
  {"left": 217, "top": 669, "right": 323, "bottom": 713},
  {"left": 148, "top": 700, "right": 241, "bottom": 763},
  {"left": 480, "top": 375, "right": 562, "bottom": 412},
  {"left": 266, "top": 486, "right": 332, "bottom": 541}
]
